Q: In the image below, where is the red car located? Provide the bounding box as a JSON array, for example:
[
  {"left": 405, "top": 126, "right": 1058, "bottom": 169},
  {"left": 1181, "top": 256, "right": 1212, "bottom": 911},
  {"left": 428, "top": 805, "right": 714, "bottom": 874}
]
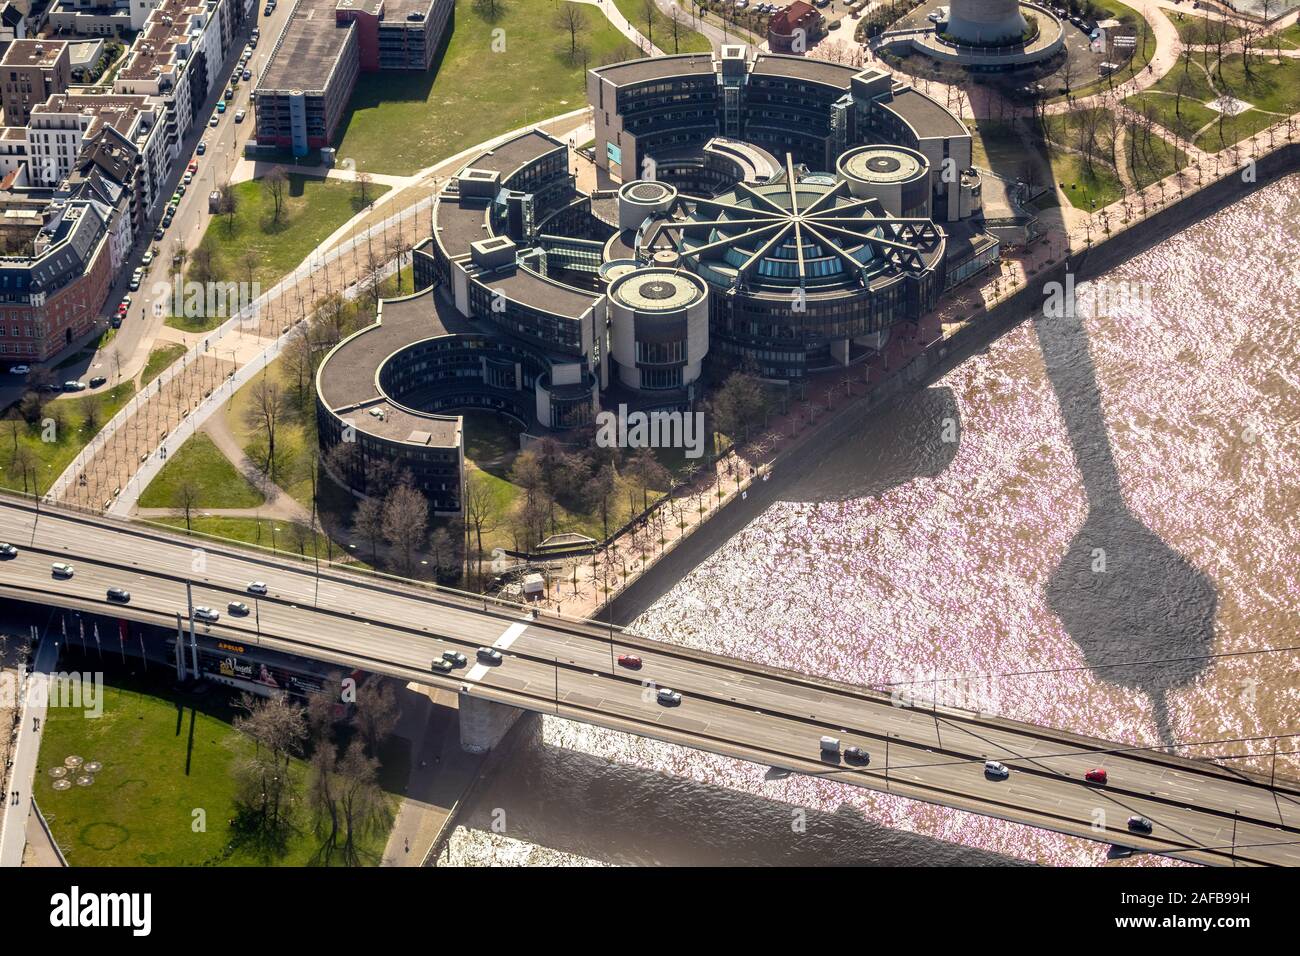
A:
[
  {"left": 616, "top": 654, "right": 642, "bottom": 669},
  {"left": 187, "top": 160, "right": 199, "bottom": 173},
  {"left": 1085, "top": 768, "right": 1108, "bottom": 785}
]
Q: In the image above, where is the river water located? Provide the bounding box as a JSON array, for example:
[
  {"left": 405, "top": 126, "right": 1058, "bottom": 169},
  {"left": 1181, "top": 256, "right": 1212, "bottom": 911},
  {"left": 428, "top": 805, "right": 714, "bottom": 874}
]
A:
[{"left": 443, "top": 175, "right": 1300, "bottom": 866}]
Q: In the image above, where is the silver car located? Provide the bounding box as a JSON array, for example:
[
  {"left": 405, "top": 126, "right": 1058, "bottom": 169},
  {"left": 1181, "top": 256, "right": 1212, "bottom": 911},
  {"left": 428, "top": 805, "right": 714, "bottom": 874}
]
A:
[
  {"left": 984, "top": 760, "right": 1010, "bottom": 779},
  {"left": 193, "top": 606, "right": 220, "bottom": 623},
  {"left": 656, "top": 687, "right": 682, "bottom": 706}
]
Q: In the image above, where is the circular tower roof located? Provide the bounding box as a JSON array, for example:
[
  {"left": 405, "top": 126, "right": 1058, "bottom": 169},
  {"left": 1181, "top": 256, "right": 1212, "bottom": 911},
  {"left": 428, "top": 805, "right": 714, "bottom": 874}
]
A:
[{"left": 609, "top": 268, "right": 707, "bottom": 312}]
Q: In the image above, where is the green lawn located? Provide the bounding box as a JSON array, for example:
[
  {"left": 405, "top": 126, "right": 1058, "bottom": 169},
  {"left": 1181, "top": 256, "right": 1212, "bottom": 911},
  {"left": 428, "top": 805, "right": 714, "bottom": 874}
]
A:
[
  {"left": 461, "top": 409, "right": 521, "bottom": 471},
  {"left": 140, "top": 343, "right": 188, "bottom": 387},
  {"left": 148, "top": 515, "right": 357, "bottom": 565},
  {"left": 1170, "top": 14, "right": 1242, "bottom": 47},
  {"left": 35, "top": 668, "right": 392, "bottom": 866},
  {"left": 138, "top": 431, "right": 265, "bottom": 509},
  {"left": 174, "top": 173, "right": 389, "bottom": 329},
  {"left": 1042, "top": 111, "right": 1125, "bottom": 209},
  {"left": 612, "top": 0, "right": 711, "bottom": 54},
  {"left": 334, "top": 1, "right": 643, "bottom": 174},
  {"left": 0, "top": 383, "right": 135, "bottom": 495},
  {"left": 1126, "top": 89, "right": 1218, "bottom": 143},
  {"left": 1053, "top": 0, "right": 1156, "bottom": 102}
]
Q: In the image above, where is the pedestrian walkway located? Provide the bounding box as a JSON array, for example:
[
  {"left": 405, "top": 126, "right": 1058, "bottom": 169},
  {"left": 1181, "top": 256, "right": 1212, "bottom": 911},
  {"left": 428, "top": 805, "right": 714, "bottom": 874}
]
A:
[
  {"left": 381, "top": 686, "right": 489, "bottom": 866},
  {"left": 0, "top": 631, "right": 61, "bottom": 868}
]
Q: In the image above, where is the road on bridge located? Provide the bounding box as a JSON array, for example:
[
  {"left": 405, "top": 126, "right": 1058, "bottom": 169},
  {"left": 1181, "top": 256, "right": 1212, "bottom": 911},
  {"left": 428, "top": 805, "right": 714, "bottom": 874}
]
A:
[{"left": 0, "top": 496, "right": 1295, "bottom": 866}]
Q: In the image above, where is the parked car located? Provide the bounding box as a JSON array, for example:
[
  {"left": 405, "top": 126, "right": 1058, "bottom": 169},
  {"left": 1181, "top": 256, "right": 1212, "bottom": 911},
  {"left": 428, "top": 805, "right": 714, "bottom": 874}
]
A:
[
  {"left": 984, "top": 760, "right": 1010, "bottom": 779},
  {"left": 51, "top": 562, "right": 74, "bottom": 578},
  {"left": 208, "top": 115, "right": 219, "bottom": 128},
  {"left": 216, "top": 100, "right": 227, "bottom": 114},
  {"left": 89, "top": 376, "right": 106, "bottom": 388},
  {"left": 0, "top": 543, "right": 18, "bottom": 558},
  {"left": 107, "top": 587, "right": 131, "bottom": 603},
  {"left": 242, "top": 68, "right": 253, "bottom": 81},
  {"left": 1085, "top": 768, "right": 1108, "bottom": 784},
  {"left": 224, "top": 86, "right": 234, "bottom": 100},
  {"left": 234, "top": 109, "right": 246, "bottom": 123},
  {"left": 155, "top": 225, "right": 166, "bottom": 239},
  {"left": 63, "top": 380, "right": 86, "bottom": 392},
  {"left": 617, "top": 654, "right": 642, "bottom": 669},
  {"left": 196, "top": 141, "right": 207, "bottom": 155},
  {"left": 182, "top": 172, "right": 193, "bottom": 185},
  {"left": 187, "top": 159, "right": 199, "bottom": 173},
  {"left": 142, "top": 250, "right": 154, "bottom": 265},
  {"left": 228, "top": 601, "right": 250, "bottom": 616},
  {"left": 476, "top": 647, "right": 503, "bottom": 665},
  {"left": 193, "top": 606, "right": 220, "bottom": 623},
  {"left": 441, "top": 650, "right": 467, "bottom": 668},
  {"left": 6, "top": 364, "right": 29, "bottom": 375},
  {"left": 1127, "top": 815, "right": 1153, "bottom": 833},
  {"left": 110, "top": 316, "right": 122, "bottom": 329},
  {"left": 247, "top": 581, "right": 267, "bottom": 595},
  {"left": 656, "top": 687, "right": 682, "bottom": 706},
  {"left": 264, "top": 2, "right": 274, "bottom": 13}
]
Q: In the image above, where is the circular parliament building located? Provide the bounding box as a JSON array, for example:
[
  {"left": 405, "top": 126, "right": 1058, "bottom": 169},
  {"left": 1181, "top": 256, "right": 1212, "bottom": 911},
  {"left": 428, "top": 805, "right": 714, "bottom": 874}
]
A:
[{"left": 315, "top": 45, "right": 1001, "bottom": 513}]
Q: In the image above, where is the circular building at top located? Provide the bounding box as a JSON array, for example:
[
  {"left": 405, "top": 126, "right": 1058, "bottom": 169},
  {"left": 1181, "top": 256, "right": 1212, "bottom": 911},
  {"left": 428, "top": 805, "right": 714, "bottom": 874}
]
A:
[
  {"left": 836, "top": 144, "right": 932, "bottom": 219},
  {"left": 946, "top": 0, "right": 1028, "bottom": 44},
  {"left": 607, "top": 267, "right": 709, "bottom": 392}
]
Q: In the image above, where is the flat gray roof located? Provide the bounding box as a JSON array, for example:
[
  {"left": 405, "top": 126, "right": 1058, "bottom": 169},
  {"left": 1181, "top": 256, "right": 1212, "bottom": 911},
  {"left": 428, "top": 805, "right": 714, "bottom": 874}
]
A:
[
  {"left": 260, "top": 0, "right": 353, "bottom": 94},
  {"left": 433, "top": 193, "right": 491, "bottom": 258},
  {"left": 483, "top": 266, "right": 598, "bottom": 320},
  {"left": 317, "top": 288, "right": 467, "bottom": 448},
  {"left": 882, "top": 86, "right": 968, "bottom": 141},
  {"left": 462, "top": 128, "right": 565, "bottom": 180},
  {"left": 751, "top": 53, "right": 855, "bottom": 88},
  {"left": 591, "top": 53, "right": 717, "bottom": 87}
]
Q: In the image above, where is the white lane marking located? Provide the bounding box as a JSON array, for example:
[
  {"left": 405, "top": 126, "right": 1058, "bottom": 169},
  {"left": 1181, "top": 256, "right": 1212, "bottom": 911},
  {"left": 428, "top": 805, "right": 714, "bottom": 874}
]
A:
[{"left": 464, "top": 617, "right": 531, "bottom": 683}]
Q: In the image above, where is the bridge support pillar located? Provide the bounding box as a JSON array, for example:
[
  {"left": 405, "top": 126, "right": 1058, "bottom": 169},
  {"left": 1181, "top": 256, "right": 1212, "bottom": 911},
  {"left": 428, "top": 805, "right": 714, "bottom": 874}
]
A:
[{"left": 458, "top": 692, "right": 523, "bottom": 754}]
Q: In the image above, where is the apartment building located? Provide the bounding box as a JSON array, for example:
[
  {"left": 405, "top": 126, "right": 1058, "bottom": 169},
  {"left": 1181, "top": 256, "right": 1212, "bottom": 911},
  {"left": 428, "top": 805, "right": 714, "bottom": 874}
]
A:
[{"left": 1, "top": 39, "right": 72, "bottom": 127}]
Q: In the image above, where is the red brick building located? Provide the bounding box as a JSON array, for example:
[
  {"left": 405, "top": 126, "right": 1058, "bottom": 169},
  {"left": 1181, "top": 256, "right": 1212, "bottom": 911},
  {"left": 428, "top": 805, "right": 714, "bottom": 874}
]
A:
[{"left": 768, "top": 1, "right": 825, "bottom": 54}]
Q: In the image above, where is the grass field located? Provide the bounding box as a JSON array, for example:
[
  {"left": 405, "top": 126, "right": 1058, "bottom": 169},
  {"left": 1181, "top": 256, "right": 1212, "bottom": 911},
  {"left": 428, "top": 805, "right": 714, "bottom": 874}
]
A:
[
  {"left": 34, "top": 666, "right": 393, "bottom": 866},
  {"left": 612, "top": 0, "right": 711, "bottom": 54},
  {"left": 1042, "top": 110, "right": 1125, "bottom": 210},
  {"left": 140, "top": 343, "right": 189, "bottom": 387},
  {"left": 138, "top": 431, "right": 264, "bottom": 509},
  {"left": 172, "top": 173, "right": 389, "bottom": 333},
  {"left": 1169, "top": 13, "right": 1242, "bottom": 47},
  {"left": 334, "top": 1, "right": 643, "bottom": 174},
  {"left": 0, "top": 383, "right": 135, "bottom": 495}
]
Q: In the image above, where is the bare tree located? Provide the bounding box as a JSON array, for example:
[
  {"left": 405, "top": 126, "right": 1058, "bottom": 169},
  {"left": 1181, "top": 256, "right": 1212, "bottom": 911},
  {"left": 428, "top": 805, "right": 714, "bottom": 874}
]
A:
[
  {"left": 382, "top": 483, "right": 429, "bottom": 575},
  {"left": 352, "top": 496, "right": 385, "bottom": 563},
  {"left": 232, "top": 693, "right": 307, "bottom": 836},
  {"left": 556, "top": 4, "right": 587, "bottom": 57},
  {"left": 462, "top": 469, "right": 499, "bottom": 579},
  {"left": 263, "top": 166, "right": 289, "bottom": 225},
  {"left": 244, "top": 376, "right": 287, "bottom": 482},
  {"left": 174, "top": 478, "right": 200, "bottom": 532}
]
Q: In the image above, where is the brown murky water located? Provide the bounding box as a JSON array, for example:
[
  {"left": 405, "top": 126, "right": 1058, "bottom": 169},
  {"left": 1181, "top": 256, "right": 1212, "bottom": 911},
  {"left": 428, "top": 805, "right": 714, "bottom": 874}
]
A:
[{"left": 444, "top": 175, "right": 1300, "bottom": 866}]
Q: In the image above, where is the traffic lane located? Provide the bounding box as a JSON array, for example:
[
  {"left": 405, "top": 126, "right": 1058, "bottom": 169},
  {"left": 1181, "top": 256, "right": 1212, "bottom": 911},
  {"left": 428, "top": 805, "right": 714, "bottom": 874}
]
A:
[
  {"left": 8, "top": 508, "right": 1300, "bottom": 839},
  {"left": 10, "top": 506, "right": 1299, "bottom": 814},
  {"left": 2, "top": 560, "right": 1293, "bottom": 864}
]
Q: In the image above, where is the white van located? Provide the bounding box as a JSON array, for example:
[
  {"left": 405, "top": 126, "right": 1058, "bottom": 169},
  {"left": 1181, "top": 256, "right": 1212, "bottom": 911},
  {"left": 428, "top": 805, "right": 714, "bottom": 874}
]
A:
[{"left": 819, "top": 735, "right": 841, "bottom": 754}]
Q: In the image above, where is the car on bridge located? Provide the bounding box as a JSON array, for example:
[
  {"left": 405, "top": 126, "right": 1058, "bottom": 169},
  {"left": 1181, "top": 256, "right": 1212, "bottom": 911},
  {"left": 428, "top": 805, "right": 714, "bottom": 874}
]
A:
[
  {"left": 194, "top": 606, "right": 220, "bottom": 623},
  {"left": 1127, "top": 815, "right": 1153, "bottom": 833},
  {"left": 845, "top": 746, "right": 870, "bottom": 764},
  {"left": 656, "top": 687, "right": 682, "bottom": 706},
  {"left": 476, "top": 647, "right": 503, "bottom": 665},
  {"left": 0, "top": 543, "right": 17, "bottom": 559},
  {"left": 247, "top": 581, "right": 267, "bottom": 595},
  {"left": 617, "top": 654, "right": 642, "bottom": 669},
  {"left": 430, "top": 658, "right": 454, "bottom": 673},
  {"left": 228, "top": 601, "right": 250, "bottom": 616},
  {"left": 51, "top": 563, "right": 74, "bottom": 578},
  {"left": 984, "top": 760, "right": 1010, "bottom": 779},
  {"left": 107, "top": 587, "right": 130, "bottom": 603},
  {"left": 442, "top": 650, "right": 467, "bottom": 668},
  {"left": 1085, "top": 768, "right": 1108, "bottom": 785}
]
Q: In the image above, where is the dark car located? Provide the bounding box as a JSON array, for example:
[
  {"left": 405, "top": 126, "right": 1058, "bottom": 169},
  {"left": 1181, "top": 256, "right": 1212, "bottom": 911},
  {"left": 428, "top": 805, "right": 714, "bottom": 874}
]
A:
[
  {"left": 106, "top": 587, "right": 131, "bottom": 603},
  {"left": 1127, "top": 815, "right": 1153, "bottom": 833},
  {"left": 844, "top": 746, "right": 870, "bottom": 764},
  {"left": 441, "top": 650, "right": 467, "bottom": 668},
  {"left": 476, "top": 647, "right": 503, "bottom": 665},
  {"left": 0, "top": 543, "right": 17, "bottom": 559},
  {"left": 89, "top": 375, "right": 107, "bottom": 388}
]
